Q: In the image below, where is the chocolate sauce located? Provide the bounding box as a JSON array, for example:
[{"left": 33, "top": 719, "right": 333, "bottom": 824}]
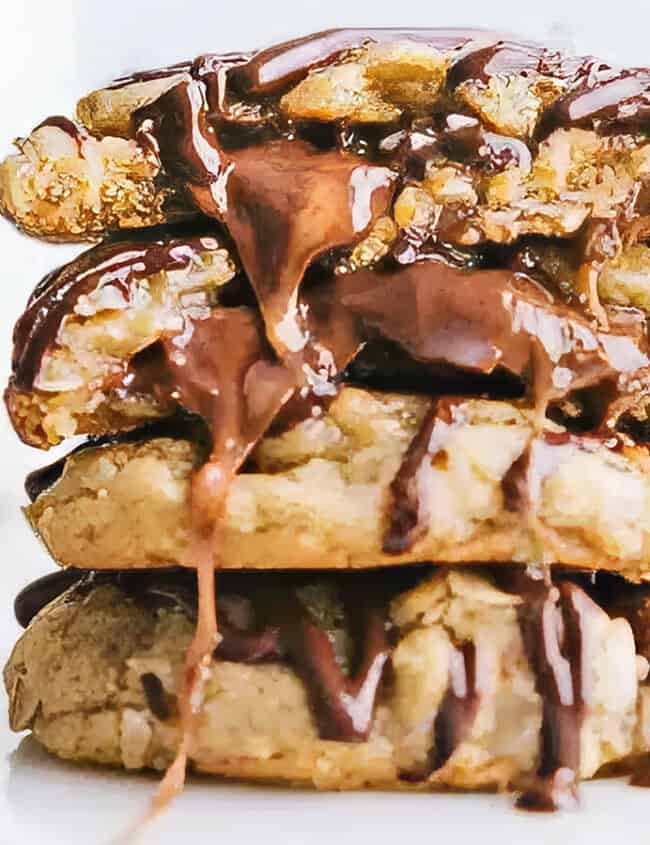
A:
[
  {"left": 430, "top": 641, "right": 480, "bottom": 772},
  {"left": 338, "top": 263, "right": 637, "bottom": 416},
  {"left": 383, "top": 399, "right": 458, "bottom": 555},
  {"left": 14, "top": 567, "right": 391, "bottom": 743},
  {"left": 447, "top": 39, "right": 585, "bottom": 89},
  {"left": 441, "top": 115, "right": 532, "bottom": 174},
  {"left": 501, "top": 431, "right": 620, "bottom": 520},
  {"left": 140, "top": 78, "right": 395, "bottom": 363},
  {"left": 544, "top": 68, "right": 650, "bottom": 132},
  {"left": 154, "top": 306, "right": 295, "bottom": 524},
  {"left": 227, "top": 28, "right": 499, "bottom": 96},
  {"left": 137, "top": 79, "right": 224, "bottom": 189},
  {"left": 515, "top": 580, "right": 599, "bottom": 811},
  {"left": 223, "top": 140, "right": 395, "bottom": 356},
  {"left": 277, "top": 595, "right": 390, "bottom": 741}
]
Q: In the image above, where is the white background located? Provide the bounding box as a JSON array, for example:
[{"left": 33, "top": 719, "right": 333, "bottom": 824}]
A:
[{"left": 2, "top": 2, "right": 650, "bottom": 842}]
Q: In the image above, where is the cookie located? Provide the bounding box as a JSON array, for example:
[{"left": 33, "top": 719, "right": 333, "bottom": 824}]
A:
[
  {"left": 22, "top": 391, "right": 650, "bottom": 576},
  {"left": 5, "top": 566, "right": 649, "bottom": 806}
]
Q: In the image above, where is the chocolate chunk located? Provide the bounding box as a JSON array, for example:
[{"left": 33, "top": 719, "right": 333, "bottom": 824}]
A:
[
  {"left": 140, "top": 672, "right": 172, "bottom": 721},
  {"left": 338, "top": 262, "right": 634, "bottom": 415}
]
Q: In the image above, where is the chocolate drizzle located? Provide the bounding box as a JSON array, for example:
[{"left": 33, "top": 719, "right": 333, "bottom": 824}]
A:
[
  {"left": 13, "top": 568, "right": 391, "bottom": 743},
  {"left": 12, "top": 28, "right": 650, "bottom": 811},
  {"left": 430, "top": 641, "right": 480, "bottom": 772},
  {"left": 515, "top": 579, "right": 600, "bottom": 811},
  {"left": 11, "top": 230, "right": 229, "bottom": 391},
  {"left": 277, "top": 595, "right": 390, "bottom": 741},
  {"left": 139, "top": 78, "right": 396, "bottom": 361},
  {"left": 227, "top": 28, "right": 499, "bottom": 96},
  {"left": 338, "top": 263, "right": 644, "bottom": 416},
  {"left": 383, "top": 398, "right": 459, "bottom": 555}
]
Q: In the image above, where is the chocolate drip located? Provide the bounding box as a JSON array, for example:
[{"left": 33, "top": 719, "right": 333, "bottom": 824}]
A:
[
  {"left": 430, "top": 641, "right": 480, "bottom": 771},
  {"left": 277, "top": 596, "right": 390, "bottom": 741},
  {"left": 140, "top": 78, "right": 395, "bottom": 363},
  {"left": 400, "top": 639, "right": 480, "bottom": 782},
  {"left": 14, "top": 567, "right": 391, "bottom": 743},
  {"left": 138, "top": 79, "right": 225, "bottom": 191},
  {"left": 501, "top": 431, "right": 620, "bottom": 519},
  {"left": 227, "top": 28, "right": 498, "bottom": 96},
  {"left": 152, "top": 306, "right": 295, "bottom": 524},
  {"left": 544, "top": 67, "right": 650, "bottom": 132},
  {"left": 516, "top": 580, "right": 599, "bottom": 811},
  {"left": 223, "top": 140, "right": 394, "bottom": 357},
  {"left": 447, "top": 39, "right": 585, "bottom": 88},
  {"left": 383, "top": 399, "right": 458, "bottom": 554}
]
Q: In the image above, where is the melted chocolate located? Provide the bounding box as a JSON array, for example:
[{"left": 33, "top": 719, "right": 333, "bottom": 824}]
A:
[
  {"left": 139, "top": 78, "right": 394, "bottom": 367},
  {"left": 153, "top": 306, "right": 295, "bottom": 523},
  {"left": 544, "top": 67, "right": 650, "bottom": 132},
  {"left": 277, "top": 595, "right": 389, "bottom": 741},
  {"left": 338, "top": 263, "right": 640, "bottom": 416},
  {"left": 14, "top": 567, "right": 391, "bottom": 743},
  {"left": 501, "top": 431, "right": 619, "bottom": 519},
  {"left": 383, "top": 399, "right": 458, "bottom": 554},
  {"left": 223, "top": 140, "right": 395, "bottom": 357},
  {"left": 227, "top": 28, "right": 498, "bottom": 96},
  {"left": 441, "top": 115, "right": 532, "bottom": 174},
  {"left": 447, "top": 39, "right": 585, "bottom": 89},
  {"left": 430, "top": 641, "right": 480, "bottom": 772},
  {"left": 516, "top": 580, "right": 599, "bottom": 811}
]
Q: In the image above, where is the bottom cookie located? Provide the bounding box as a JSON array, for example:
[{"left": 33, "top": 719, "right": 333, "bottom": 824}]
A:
[{"left": 5, "top": 566, "right": 650, "bottom": 808}]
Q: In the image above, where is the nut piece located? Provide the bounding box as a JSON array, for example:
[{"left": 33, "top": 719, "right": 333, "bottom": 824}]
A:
[
  {"left": 0, "top": 123, "right": 170, "bottom": 240},
  {"left": 600, "top": 244, "right": 650, "bottom": 313},
  {"left": 77, "top": 72, "right": 190, "bottom": 138},
  {"left": 281, "top": 41, "right": 448, "bottom": 123},
  {"left": 455, "top": 74, "right": 563, "bottom": 138}
]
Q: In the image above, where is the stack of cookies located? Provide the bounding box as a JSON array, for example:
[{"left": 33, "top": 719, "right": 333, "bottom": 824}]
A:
[{"left": 6, "top": 28, "right": 650, "bottom": 811}]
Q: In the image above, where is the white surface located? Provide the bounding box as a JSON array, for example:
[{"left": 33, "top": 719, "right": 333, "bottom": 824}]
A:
[{"left": 1, "top": 1, "right": 650, "bottom": 842}]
